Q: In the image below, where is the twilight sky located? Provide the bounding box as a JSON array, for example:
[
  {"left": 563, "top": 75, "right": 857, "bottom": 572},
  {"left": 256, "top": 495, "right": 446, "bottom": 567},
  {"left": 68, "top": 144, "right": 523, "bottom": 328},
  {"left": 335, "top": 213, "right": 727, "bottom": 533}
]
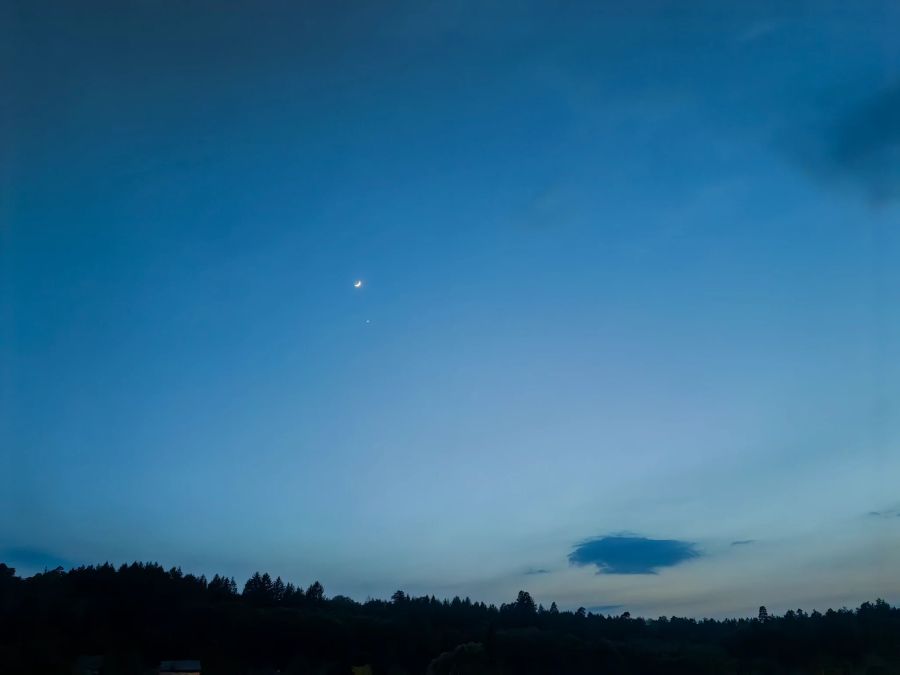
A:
[{"left": 2, "top": 0, "right": 899, "bottom": 617}]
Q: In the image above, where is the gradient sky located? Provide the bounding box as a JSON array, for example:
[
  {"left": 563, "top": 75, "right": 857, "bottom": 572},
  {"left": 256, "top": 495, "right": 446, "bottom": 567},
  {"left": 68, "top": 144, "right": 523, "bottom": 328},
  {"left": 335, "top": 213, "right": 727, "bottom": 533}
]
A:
[{"left": 2, "top": 1, "right": 899, "bottom": 617}]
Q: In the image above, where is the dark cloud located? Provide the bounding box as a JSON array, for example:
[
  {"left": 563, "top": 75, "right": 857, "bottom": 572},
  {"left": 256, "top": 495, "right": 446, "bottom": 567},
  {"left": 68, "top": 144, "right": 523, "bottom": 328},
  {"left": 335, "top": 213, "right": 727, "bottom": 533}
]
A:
[
  {"left": 793, "top": 84, "right": 900, "bottom": 202},
  {"left": 524, "top": 567, "right": 551, "bottom": 576},
  {"left": 867, "top": 508, "right": 900, "bottom": 519},
  {"left": 829, "top": 85, "right": 900, "bottom": 201},
  {"left": 568, "top": 535, "right": 701, "bottom": 575},
  {"left": 731, "top": 539, "right": 755, "bottom": 546}
]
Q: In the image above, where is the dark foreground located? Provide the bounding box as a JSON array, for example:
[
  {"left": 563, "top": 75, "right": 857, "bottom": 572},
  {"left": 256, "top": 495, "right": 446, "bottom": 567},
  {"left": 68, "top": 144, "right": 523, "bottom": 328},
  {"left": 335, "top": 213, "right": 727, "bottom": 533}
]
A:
[{"left": 1, "top": 562, "right": 898, "bottom": 674}]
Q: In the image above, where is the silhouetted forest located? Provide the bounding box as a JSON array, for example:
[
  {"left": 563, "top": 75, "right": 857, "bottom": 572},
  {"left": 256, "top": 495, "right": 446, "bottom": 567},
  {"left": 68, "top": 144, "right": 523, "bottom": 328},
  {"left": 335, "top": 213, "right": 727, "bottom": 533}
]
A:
[{"left": 2, "top": 561, "right": 898, "bottom": 674}]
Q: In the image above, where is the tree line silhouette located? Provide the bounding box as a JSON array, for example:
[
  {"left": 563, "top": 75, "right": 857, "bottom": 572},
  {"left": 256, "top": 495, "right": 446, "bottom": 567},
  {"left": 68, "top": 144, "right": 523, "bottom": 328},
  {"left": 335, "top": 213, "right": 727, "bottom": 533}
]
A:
[{"left": 1, "top": 561, "right": 898, "bottom": 674}]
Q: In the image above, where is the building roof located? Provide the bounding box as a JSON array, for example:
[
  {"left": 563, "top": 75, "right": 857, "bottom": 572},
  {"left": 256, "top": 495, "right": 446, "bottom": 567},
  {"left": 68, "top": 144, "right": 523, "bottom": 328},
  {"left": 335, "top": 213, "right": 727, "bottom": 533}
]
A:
[
  {"left": 74, "top": 655, "right": 104, "bottom": 673},
  {"left": 159, "top": 660, "right": 201, "bottom": 672}
]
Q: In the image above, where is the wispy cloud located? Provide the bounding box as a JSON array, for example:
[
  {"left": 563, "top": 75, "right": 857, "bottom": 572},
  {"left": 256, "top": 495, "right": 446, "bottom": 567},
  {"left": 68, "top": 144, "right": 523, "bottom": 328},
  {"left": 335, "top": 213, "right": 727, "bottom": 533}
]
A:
[
  {"left": 587, "top": 604, "right": 624, "bottom": 614},
  {"left": 568, "top": 535, "right": 701, "bottom": 575},
  {"left": 1, "top": 547, "right": 72, "bottom": 575},
  {"left": 731, "top": 539, "right": 755, "bottom": 546},
  {"left": 524, "top": 567, "right": 551, "bottom": 576},
  {"left": 736, "top": 20, "right": 783, "bottom": 45}
]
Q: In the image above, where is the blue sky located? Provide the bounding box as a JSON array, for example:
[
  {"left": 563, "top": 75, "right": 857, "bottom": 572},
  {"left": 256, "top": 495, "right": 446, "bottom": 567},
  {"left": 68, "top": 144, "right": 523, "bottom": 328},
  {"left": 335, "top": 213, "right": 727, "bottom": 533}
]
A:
[{"left": 2, "top": 0, "right": 899, "bottom": 617}]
